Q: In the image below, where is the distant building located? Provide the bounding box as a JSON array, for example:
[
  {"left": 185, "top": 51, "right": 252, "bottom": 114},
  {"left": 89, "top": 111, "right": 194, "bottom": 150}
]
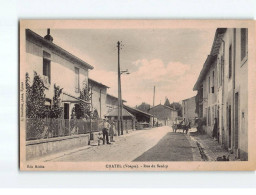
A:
[
  {"left": 124, "top": 105, "right": 154, "bottom": 127},
  {"left": 148, "top": 104, "right": 178, "bottom": 126},
  {"left": 182, "top": 96, "right": 198, "bottom": 126},
  {"left": 88, "top": 78, "right": 109, "bottom": 118},
  {"left": 193, "top": 28, "right": 248, "bottom": 160},
  {"left": 105, "top": 94, "right": 126, "bottom": 114}
]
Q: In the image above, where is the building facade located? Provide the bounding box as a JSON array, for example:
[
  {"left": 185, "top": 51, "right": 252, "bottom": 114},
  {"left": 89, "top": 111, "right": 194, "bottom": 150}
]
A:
[
  {"left": 148, "top": 104, "right": 178, "bottom": 126},
  {"left": 182, "top": 96, "right": 198, "bottom": 126},
  {"left": 88, "top": 78, "right": 109, "bottom": 119},
  {"left": 194, "top": 28, "right": 248, "bottom": 160},
  {"left": 25, "top": 29, "right": 93, "bottom": 121}
]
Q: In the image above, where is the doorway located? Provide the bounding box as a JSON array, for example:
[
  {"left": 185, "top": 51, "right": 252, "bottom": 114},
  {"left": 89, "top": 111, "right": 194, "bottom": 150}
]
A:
[
  {"left": 234, "top": 93, "right": 239, "bottom": 152},
  {"left": 228, "top": 105, "right": 232, "bottom": 148},
  {"left": 64, "top": 103, "right": 70, "bottom": 135}
]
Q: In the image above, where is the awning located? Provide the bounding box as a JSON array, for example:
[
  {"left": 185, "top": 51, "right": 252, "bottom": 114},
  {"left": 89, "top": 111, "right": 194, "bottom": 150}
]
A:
[
  {"left": 62, "top": 92, "right": 90, "bottom": 104},
  {"left": 105, "top": 108, "right": 135, "bottom": 118}
]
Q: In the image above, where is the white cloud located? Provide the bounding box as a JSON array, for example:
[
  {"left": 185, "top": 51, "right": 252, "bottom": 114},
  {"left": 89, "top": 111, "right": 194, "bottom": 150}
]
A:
[{"left": 132, "top": 59, "right": 190, "bottom": 82}]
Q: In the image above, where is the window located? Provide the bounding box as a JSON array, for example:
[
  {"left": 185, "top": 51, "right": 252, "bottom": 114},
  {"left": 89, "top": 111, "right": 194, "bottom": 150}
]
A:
[
  {"left": 241, "top": 28, "right": 248, "bottom": 61},
  {"left": 43, "top": 51, "right": 51, "bottom": 83},
  {"left": 220, "top": 56, "right": 224, "bottom": 86},
  {"left": 75, "top": 67, "right": 80, "bottom": 93},
  {"left": 208, "top": 76, "right": 210, "bottom": 94},
  {"left": 207, "top": 107, "right": 211, "bottom": 126},
  {"left": 212, "top": 106, "right": 215, "bottom": 126},
  {"left": 43, "top": 59, "right": 51, "bottom": 83},
  {"left": 212, "top": 71, "right": 215, "bottom": 93},
  {"left": 229, "top": 45, "right": 232, "bottom": 79}
]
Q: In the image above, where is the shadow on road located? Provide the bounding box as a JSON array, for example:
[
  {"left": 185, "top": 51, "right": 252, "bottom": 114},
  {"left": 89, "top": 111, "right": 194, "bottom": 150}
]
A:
[{"left": 133, "top": 132, "right": 195, "bottom": 161}]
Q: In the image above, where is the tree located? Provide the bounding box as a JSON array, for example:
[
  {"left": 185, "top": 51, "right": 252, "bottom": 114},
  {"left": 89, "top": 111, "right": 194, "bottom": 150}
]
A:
[
  {"left": 26, "top": 72, "right": 64, "bottom": 139},
  {"left": 74, "top": 82, "right": 92, "bottom": 119},
  {"left": 26, "top": 72, "right": 47, "bottom": 118},
  {"left": 137, "top": 102, "right": 150, "bottom": 113},
  {"left": 49, "top": 84, "right": 63, "bottom": 119},
  {"left": 170, "top": 102, "right": 182, "bottom": 117},
  {"left": 164, "top": 98, "right": 171, "bottom": 107},
  {"left": 26, "top": 72, "right": 47, "bottom": 139}
]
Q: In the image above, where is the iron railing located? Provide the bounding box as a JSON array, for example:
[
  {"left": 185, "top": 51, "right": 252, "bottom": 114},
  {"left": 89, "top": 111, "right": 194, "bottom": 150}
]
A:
[{"left": 26, "top": 118, "right": 103, "bottom": 141}]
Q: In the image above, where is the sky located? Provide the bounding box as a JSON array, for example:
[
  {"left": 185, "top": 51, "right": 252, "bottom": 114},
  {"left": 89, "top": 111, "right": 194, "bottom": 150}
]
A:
[{"left": 32, "top": 28, "right": 216, "bottom": 107}]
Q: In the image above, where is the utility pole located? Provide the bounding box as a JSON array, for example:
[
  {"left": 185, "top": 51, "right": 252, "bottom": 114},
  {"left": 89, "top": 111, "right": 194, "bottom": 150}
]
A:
[
  {"left": 153, "top": 86, "right": 155, "bottom": 127},
  {"left": 153, "top": 86, "right": 155, "bottom": 107},
  {"left": 117, "top": 41, "right": 123, "bottom": 136}
]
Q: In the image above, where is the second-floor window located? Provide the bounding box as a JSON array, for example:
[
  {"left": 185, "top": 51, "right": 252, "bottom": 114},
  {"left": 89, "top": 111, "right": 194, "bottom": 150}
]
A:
[
  {"left": 208, "top": 76, "right": 210, "bottom": 94},
  {"left": 220, "top": 56, "right": 224, "bottom": 86},
  {"left": 75, "top": 67, "right": 80, "bottom": 93},
  {"left": 212, "top": 71, "right": 215, "bottom": 93},
  {"left": 229, "top": 45, "right": 232, "bottom": 79},
  {"left": 43, "top": 51, "right": 51, "bottom": 84},
  {"left": 241, "top": 28, "right": 248, "bottom": 62}
]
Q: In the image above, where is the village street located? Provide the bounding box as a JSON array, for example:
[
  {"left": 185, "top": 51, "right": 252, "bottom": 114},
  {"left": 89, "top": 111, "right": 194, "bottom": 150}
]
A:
[{"left": 49, "top": 126, "right": 201, "bottom": 162}]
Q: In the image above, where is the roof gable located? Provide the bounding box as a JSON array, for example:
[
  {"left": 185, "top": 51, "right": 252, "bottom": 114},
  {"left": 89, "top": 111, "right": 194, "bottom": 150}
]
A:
[{"left": 26, "top": 29, "right": 94, "bottom": 70}]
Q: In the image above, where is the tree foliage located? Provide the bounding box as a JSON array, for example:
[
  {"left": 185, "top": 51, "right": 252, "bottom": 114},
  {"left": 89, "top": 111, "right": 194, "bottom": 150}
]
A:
[
  {"left": 164, "top": 98, "right": 171, "bottom": 107},
  {"left": 137, "top": 102, "right": 150, "bottom": 113},
  {"left": 26, "top": 72, "right": 47, "bottom": 118},
  {"left": 49, "top": 84, "right": 63, "bottom": 118},
  {"left": 74, "top": 82, "right": 92, "bottom": 119},
  {"left": 26, "top": 72, "right": 64, "bottom": 140},
  {"left": 169, "top": 102, "right": 182, "bottom": 117}
]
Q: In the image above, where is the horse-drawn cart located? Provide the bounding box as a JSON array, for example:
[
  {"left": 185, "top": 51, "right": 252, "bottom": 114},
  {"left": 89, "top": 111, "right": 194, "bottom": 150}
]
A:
[{"left": 172, "top": 118, "right": 191, "bottom": 134}]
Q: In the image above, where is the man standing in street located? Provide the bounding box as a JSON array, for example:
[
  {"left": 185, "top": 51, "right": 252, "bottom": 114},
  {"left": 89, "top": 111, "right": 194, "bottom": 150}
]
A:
[
  {"left": 102, "top": 118, "right": 111, "bottom": 145},
  {"left": 109, "top": 119, "right": 116, "bottom": 142}
]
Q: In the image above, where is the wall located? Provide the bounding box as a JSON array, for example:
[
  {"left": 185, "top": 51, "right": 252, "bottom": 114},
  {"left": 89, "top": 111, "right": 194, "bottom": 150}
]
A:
[
  {"left": 148, "top": 105, "right": 177, "bottom": 125},
  {"left": 26, "top": 39, "right": 89, "bottom": 103},
  {"left": 90, "top": 84, "right": 107, "bottom": 119},
  {"left": 106, "top": 95, "right": 119, "bottom": 114},
  {"left": 182, "top": 96, "right": 198, "bottom": 126},
  {"left": 234, "top": 28, "right": 248, "bottom": 160},
  {"left": 201, "top": 59, "right": 218, "bottom": 136},
  {"left": 26, "top": 134, "right": 90, "bottom": 160}
]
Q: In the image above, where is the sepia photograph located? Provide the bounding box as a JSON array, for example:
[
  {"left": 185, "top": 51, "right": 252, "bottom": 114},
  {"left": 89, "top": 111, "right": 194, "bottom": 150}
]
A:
[{"left": 19, "top": 20, "right": 256, "bottom": 171}]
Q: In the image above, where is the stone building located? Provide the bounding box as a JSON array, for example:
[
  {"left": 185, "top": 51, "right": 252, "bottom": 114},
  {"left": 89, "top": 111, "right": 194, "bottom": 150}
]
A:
[
  {"left": 88, "top": 78, "right": 109, "bottom": 119},
  {"left": 148, "top": 104, "right": 178, "bottom": 126},
  {"left": 182, "top": 96, "right": 198, "bottom": 127},
  {"left": 25, "top": 29, "right": 93, "bottom": 120},
  {"left": 193, "top": 28, "right": 248, "bottom": 160},
  {"left": 105, "top": 94, "right": 126, "bottom": 114}
]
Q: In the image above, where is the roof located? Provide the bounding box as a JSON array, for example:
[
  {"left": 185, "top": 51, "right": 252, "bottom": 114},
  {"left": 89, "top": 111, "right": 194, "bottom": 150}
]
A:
[
  {"left": 193, "top": 55, "right": 217, "bottom": 91},
  {"left": 210, "top": 28, "right": 227, "bottom": 56},
  {"left": 123, "top": 104, "right": 153, "bottom": 117},
  {"left": 26, "top": 29, "right": 94, "bottom": 70},
  {"left": 105, "top": 108, "right": 134, "bottom": 118},
  {"left": 149, "top": 104, "right": 176, "bottom": 111},
  {"left": 62, "top": 92, "right": 90, "bottom": 104},
  {"left": 193, "top": 28, "right": 226, "bottom": 91},
  {"left": 106, "top": 94, "right": 127, "bottom": 103},
  {"left": 182, "top": 96, "right": 196, "bottom": 102},
  {"left": 88, "top": 78, "right": 109, "bottom": 89}
]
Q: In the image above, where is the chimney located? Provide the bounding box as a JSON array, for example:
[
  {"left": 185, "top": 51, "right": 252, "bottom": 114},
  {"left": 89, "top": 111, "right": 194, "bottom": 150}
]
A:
[{"left": 44, "top": 28, "right": 53, "bottom": 42}]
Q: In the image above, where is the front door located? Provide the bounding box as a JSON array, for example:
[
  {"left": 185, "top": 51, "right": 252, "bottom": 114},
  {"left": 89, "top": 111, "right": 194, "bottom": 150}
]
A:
[
  {"left": 234, "top": 93, "right": 239, "bottom": 155},
  {"left": 64, "top": 103, "right": 70, "bottom": 135}
]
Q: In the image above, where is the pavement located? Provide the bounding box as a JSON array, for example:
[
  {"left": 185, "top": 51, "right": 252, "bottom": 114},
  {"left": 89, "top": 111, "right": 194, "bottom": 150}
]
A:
[
  {"left": 30, "top": 126, "right": 237, "bottom": 162},
  {"left": 189, "top": 128, "right": 238, "bottom": 161}
]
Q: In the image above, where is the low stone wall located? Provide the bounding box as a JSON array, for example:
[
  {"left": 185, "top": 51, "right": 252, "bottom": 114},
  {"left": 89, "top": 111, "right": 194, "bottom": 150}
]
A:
[{"left": 26, "top": 134, "right": 90, "bottom": 160}]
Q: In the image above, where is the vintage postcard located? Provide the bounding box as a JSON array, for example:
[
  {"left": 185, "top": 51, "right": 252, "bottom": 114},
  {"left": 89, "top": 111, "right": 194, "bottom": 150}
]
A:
[{"left": 19, "top": 20, "right": 256, "bottom": 171}]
